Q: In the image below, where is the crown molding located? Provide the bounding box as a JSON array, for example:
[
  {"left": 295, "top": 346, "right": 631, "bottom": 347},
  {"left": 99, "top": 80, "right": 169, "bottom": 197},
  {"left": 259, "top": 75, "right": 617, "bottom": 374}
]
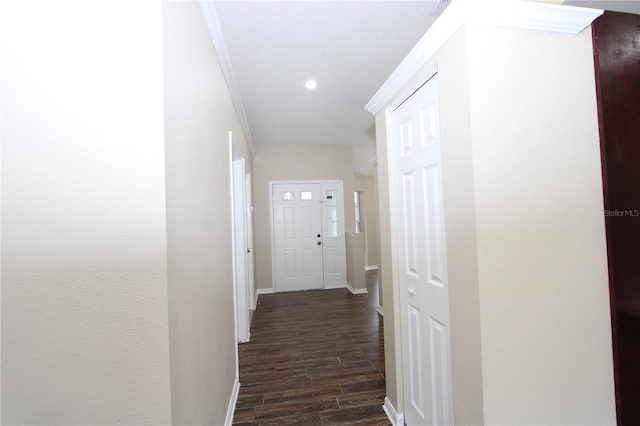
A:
[
  {"left": 365, "top": 0, "right": 603, "bottom": 115},
  {"left": 200, "top": 1, "right": 254, "bottom": 156}
]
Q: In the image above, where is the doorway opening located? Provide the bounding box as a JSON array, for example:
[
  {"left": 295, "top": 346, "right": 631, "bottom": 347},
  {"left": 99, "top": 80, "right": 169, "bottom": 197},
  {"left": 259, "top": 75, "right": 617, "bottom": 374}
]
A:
[{"left": 270, "top": 180, "right": 347, "bottom": 292}]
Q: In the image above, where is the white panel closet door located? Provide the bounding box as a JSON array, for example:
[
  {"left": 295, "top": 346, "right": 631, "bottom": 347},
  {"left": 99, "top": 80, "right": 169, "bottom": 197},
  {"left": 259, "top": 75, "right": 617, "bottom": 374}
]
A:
[
  {"left": 273, "top": 183, "right": 324, "bottom": 292},
  {"left": 394, "top": 74, "right": 453, "bottom": 426}
]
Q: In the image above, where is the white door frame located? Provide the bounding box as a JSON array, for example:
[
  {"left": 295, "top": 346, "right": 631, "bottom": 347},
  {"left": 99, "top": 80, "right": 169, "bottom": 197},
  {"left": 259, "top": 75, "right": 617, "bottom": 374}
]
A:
[
  {"left": 230, "top": 134, "right": 250, "bottom": 343},
  {"left": 245, "top": 167, "right": 256, "bottom": 310},
  {"left": 269, "top": 180, "right": 347, "bottom": 292}
]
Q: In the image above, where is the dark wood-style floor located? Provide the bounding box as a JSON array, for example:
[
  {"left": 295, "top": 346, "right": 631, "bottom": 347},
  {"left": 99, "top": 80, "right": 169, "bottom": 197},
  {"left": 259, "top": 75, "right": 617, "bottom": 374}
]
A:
[{"left": 233, "top": 271, "right": 390, "bottom": 425}]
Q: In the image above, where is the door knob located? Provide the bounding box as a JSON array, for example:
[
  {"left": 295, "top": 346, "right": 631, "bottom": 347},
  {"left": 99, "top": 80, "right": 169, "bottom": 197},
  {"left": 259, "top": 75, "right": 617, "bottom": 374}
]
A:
[
  {"left": 247, "top": 248, "right": 251, "bottom": 253},
  {"left": 317, "top": 234, "right": 321, "bottom": 238},
  {"left": 317, "top": 241, "right": 322, "bottom": 245},
  {"left": 408, "top": 288, "right": 415, "bottom": 295}
]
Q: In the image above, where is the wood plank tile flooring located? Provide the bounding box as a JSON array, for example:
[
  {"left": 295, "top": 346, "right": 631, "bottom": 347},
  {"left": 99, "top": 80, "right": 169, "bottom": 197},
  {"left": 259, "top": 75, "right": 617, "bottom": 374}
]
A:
[{"left": 233, "top": 271, "right": 390, "bottom": 425}]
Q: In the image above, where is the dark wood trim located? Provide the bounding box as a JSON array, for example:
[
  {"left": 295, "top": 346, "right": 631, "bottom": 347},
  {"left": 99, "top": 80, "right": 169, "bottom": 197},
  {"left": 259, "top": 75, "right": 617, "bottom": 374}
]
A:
[{"left": 592, "top": 11, "right": 640, "bottom": 425}]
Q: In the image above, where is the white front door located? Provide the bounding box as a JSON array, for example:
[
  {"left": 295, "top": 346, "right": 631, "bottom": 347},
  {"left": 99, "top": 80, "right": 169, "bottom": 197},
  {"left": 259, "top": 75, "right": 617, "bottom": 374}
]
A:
[
  {"left": 394, "top": 74, "right": 453, "bottom": 425},
  {"left": 273, "top": 183, "right": 324, "bottom": 292}
]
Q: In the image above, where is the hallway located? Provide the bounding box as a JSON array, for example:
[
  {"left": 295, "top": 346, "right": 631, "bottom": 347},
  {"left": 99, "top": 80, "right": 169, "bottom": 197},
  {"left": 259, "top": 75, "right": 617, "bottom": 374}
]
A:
[{"left": 233, "top": 271, "right": 389, "bottom": 425}]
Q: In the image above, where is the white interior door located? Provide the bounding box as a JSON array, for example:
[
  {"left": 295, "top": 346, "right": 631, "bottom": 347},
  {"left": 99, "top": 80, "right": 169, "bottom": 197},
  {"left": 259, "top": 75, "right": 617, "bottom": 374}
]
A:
[
  {"left": 394, "top": 74, "right": 453, "bottom": 425},
  {"left": 245, "top": 167, "right": 255, "bottom": 309},
  {"left": 231, "top": 138, "right": 250, "bottom": 343},
  {"left": 273, "top": 183, "right": 324, "bottom": 292}
]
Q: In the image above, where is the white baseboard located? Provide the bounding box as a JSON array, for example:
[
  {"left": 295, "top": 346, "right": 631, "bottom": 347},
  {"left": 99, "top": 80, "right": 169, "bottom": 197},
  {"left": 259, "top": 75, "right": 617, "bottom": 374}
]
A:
[
  {"left": 346, "top": 283, "right": 368, "bottom": 295},
  {"left": 365, "top": 265, "right": 379, "bottom": 271},
  {"left": 225, "top": 375, "right": 240, "bottom": 426},
  {"left": 324, "top": 283, "right": 346, "bottom": 290},
  {"left": 377, "top": 305, "right": 384, "bottom": 316},
  {"left": 383, "top": 397, "right": 404, "bottom": 426},
  {"left": 260, "top": 285, "right": 372, "bottom": 294}
]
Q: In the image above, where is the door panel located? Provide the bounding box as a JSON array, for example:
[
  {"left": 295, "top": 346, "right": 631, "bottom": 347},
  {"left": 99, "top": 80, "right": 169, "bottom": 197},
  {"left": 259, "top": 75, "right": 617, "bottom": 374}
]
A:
[
  {"left": 429, "top": 316, "right": 450, "bottom": 426},
  {"left": 395, "top": 74, "right": 453, "bottom": 426},
  {"left": 273, "top": 184, "right": 323, "bottom": 291},
  {"left": 409, "top": 305, "right": 426, "bottom": 418},
  {"left": 283, "top": 207, "right": 295, "bottom": 238},
  {"left": 402, "top": 171, "right": 419, "bottom": 277},
  {"left": 300, "top": 205, "right": 314, "bottom": 236},
  {"left": 325, "top": 246, "right": 340, "bottom": 275},
  {"left": 283, "top": 249, "right": 296, "bottom": 278},
  {"left": 425, "top": 165, "right": 445, "bottom": 287}
]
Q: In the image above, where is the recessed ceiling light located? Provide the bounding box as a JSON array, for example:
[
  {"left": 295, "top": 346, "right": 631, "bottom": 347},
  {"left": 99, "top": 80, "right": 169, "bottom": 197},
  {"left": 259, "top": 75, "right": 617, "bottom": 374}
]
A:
[{"left": 305, "top": 80, "right": 317, "bottom": 89}]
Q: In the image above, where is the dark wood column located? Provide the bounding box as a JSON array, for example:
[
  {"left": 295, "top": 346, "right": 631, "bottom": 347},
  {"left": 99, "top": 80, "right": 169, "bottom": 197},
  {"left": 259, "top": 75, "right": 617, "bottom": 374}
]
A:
[{"left": 592, "top": 11, "right": 640, "bottom": 425}]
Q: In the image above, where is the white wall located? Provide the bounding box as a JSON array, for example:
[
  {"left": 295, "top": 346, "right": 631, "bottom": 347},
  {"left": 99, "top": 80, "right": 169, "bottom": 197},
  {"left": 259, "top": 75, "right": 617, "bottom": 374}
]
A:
[
  {"left": 374, "top": 110, "right": 404, "bottom": 414},
  {"left": 353, "top": 140, "right": 377, "bottom": 176},
  {"left": 252, "top": 144, "right": 355, "bottom": 291},
  {"left": 163, "top": 2, "right": 251, "bottom": 424},
  {"left": 1, "top": 1, "right": 171, "bottom": 423},
  {"left": 437, "top": 26, "right": 485, "bottom": 425},
  {"left": 345, "top": 232, "right": 366, "bottom": 291},
  {"left": 464, "top": 24, "right": 615, "bottom": 425},
  {"left": 1, "top": 2, "right": 251, "bottom": 424}
]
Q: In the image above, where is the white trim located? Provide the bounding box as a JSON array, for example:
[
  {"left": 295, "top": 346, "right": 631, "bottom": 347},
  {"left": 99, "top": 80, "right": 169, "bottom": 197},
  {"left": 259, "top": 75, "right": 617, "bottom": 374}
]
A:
[
  {"left": 324, "top": 283, "right": 347, "bottom": 290},
  {"left": 199, "top": 1, "right": 254, "bottom": 155},
  {"left": 390, "top": 64, "right": 438, "bottom": 113},
  {"left": 346, "top": 283, "right": 369, "bottom": 295},
  {"left": 224, "top": 376, "right": 240, "bottom": 426},
  {"left": 377, "top": 305, "right": 384, "bottom": 316},
  {"left": 365, "top": 265, "right": 378, "bottom": 271},
  {"left": 383, "top": 397, "right": 404, "bottom": 426},
  {"left": 226, "top": 132, "right": 241, "bottom": 426},
  {"left": 365, "top": 0, "right": 603, "bottom": 114},
  {"left": 257, "top": 288, "right": 274, "bottom": 295},
  {"left": 228, "top": 133, "right": 237, "bottom": 330},
  {"left": 269, "top": 182, "right": 277, "bottom": 290},
  {"left": 245, "top": 167, "right": 256, "bottom": 313},
  {"left": 232, "top": 141, "right": 250, "bottom": 344}
]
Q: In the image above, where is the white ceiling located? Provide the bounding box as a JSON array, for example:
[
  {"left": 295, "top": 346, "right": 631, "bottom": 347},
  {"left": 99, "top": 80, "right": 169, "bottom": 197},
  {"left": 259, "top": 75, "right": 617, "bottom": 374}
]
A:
[
  {"left": 213, "top": 1, "right": 442, "bottom": 149},
  {"left": 212, "top": 0, "right": 638, "bottom": 173}
]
